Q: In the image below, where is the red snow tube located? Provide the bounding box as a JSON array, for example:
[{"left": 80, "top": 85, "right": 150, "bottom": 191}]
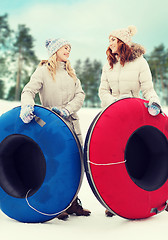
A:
[{"left": 84, "top": 98, "right": 168, "bottom": 219}]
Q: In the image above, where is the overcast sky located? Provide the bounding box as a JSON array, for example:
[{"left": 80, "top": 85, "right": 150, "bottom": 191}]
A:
[{"left": 1, "top": 0, "right": 168, "bottom": 65}]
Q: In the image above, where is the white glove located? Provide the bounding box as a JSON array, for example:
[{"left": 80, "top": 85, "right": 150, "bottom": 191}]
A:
[
  {"left": 52, "top": 107, "right": 70, "bottom": 119},
  {"left": 20, "top": 105, "right": 34, "bottom": 123},
  {"left": 148, "top": 102, "right": 161, "bottom": 116}
]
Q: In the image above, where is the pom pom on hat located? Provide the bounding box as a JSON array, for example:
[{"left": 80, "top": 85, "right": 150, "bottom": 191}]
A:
[
  {"left": 45, "top": 38, "right": 71, "bottom": 58},
  {"left": 45, "top": 39, "right": 52, "bottom": 48},
  {"left": 128, "top": 25, "right": 137, "bottom": 36},
  {"left": 109, "top": 25, "right": 137, "bottom": 45}
]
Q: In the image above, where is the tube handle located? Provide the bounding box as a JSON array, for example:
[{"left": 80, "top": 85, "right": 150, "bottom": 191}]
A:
[
  {"left": 33, "top": 114, "right": 46, "bottom": 127},
  {"left": 150, "top": 201, "right": 168, "bottom": 214}
]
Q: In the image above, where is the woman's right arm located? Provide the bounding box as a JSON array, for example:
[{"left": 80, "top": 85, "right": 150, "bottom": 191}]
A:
[
  {"left": 99, "top": 67, "right": 116, "bottom": 108},
  {"left": 21, "top": 66, "right": 43, "bottom": 106}
]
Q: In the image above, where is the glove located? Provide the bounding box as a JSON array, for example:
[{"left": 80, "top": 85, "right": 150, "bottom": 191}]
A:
[
  {"left": 20, "top": 105, "right": 34, "bottom": 123},
  {"left": 52, "top": 107, "right": 70, "bottom": 119},
  {"left": 148, "top": 102, "right": 161, "bottom": 116}
]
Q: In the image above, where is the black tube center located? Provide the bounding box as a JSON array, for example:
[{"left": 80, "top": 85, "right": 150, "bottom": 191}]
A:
[
  {"left": 125, "top": 126, "right": 168, "bottom": 191},
  {"left": 0, "top": 134, "right": 46, "bottom": 198}
]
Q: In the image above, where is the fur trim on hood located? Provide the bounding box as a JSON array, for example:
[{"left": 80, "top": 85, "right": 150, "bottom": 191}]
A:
[{"left": 129, "top": 43, "right": 146, "bottom": 61}]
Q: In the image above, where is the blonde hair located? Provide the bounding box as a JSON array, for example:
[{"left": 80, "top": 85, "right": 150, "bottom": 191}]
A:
[{"left": 39, "top": 53, "right": 77, "bottom": 81}]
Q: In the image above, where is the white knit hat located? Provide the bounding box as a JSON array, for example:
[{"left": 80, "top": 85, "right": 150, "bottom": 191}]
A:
[
  {"left": 109, "top": 26, "right": 137, "bottom": 45},
  {"left": 45, "top": 38, "right": 71, "bottom": 57}
]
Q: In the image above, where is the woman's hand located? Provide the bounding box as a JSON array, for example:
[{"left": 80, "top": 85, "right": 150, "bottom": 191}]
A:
[
  {"left": 148, "top": 102, "right": 161, "bottom": 116},
  {"left": 20, "top": 105, "right": 34, "bottom": 123},
  {"left": 52, "top": 107, "right": 70, "bottom": 119}
]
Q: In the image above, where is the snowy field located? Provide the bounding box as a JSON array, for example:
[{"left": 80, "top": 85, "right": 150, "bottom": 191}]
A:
[{"left": 0, "top": 99, "right": 168, "bottom": 240}]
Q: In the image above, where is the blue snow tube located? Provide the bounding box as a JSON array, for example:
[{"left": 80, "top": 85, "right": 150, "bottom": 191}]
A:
[{"left": 0, "top": 105, "right": 83, "bottom": 223}]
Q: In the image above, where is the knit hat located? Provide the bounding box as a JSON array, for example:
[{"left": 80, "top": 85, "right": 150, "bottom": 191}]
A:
[
  {"left": 109, "top": 26, "right": 137, "bottom": 45},
  {"left": 45, "top": 38, "right": 71, "bottom": 58}
]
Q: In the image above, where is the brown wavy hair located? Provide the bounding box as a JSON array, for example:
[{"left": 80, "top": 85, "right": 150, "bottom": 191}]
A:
[
  {"left": 39, "top": 53, "right": 77, "bottom": 81},
  {"left": 106, "top": 38, "right": 133, "bottom": 68}
]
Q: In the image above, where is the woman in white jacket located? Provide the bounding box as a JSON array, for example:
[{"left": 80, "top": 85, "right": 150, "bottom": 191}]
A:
[
  {"left": 99, "top": 26, "right": 161, "bottom": 217},
  {"left": 99, "top": 25, "right": 161, "bottom": 117},
  {"left": 20, "top": 38, "right": 91, "bottom": 220}
]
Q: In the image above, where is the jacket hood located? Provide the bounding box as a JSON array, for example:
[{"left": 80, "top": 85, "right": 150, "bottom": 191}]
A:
[
  {"left": 105, "top": 43, "right": 146, "bottom": 69},
  {"left": 129, "top": 43, "right": 146, "bottom": 61}
]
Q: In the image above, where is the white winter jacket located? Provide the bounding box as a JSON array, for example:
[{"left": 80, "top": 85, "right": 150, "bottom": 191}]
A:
[
  {"left": 21, "top": 62, "right": 85, "bottom": 145},
  {"left": 99, "top": 43, "right": 160, "bottom": 108}
]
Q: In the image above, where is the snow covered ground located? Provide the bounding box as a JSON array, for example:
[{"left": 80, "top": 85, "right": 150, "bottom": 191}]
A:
[{"left": 0, "top": 100, "right": 168, "bottom": 240}]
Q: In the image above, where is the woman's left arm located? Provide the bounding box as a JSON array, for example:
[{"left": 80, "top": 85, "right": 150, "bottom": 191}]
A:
[
  {"left": 139, "top": 57, "right": 160, "bottom": 106},
  {"left": 65, "top": 78, "right": 85, "bottom": 114}
]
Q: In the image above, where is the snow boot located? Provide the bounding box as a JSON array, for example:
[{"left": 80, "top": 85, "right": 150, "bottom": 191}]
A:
[
  {"left": 66, "top": 197, "right": 91, "bottom": 216},
  {"left": 57, "top": 211, "right": 69, "bottom": 220},
  {"left": 105, "top": 209, "right": 115, "bottom": 217}
]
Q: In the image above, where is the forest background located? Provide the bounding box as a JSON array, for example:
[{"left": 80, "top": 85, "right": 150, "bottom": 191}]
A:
[{"left": 0, "top": 13, "right": 168, "bottom": 108}]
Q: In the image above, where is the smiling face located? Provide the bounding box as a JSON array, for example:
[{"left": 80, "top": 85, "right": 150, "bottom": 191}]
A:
[
  {"left": 56, "top": 44, "right": 71, "bottom": 62},
  {"left": 109, "top": 36, "right": 119, "bottom": 54}
]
